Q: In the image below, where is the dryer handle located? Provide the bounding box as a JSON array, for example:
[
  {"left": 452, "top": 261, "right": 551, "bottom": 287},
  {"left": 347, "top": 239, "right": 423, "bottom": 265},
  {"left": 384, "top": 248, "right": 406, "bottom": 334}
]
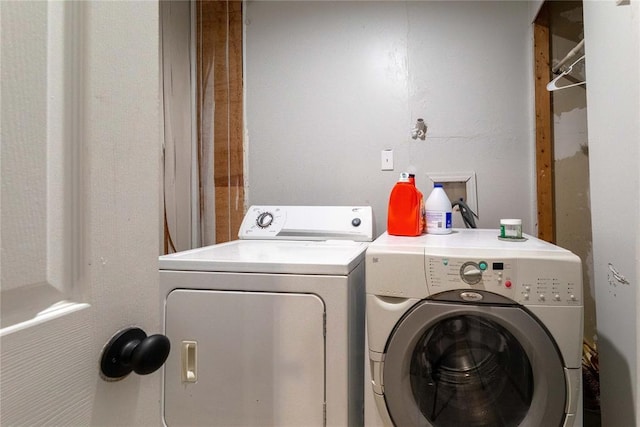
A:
[{"left": 100, "top": 327, "right": 170, "bottom": 381}]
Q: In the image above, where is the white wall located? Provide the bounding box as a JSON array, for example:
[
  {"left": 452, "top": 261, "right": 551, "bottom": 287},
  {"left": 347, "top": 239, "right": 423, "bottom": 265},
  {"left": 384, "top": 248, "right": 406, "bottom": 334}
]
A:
[
  {"left": 244, "top": 1, "right": 535, "bottom": 237},
  {"left": 584, "top": 1, "right": 640, "bottom": 425}
]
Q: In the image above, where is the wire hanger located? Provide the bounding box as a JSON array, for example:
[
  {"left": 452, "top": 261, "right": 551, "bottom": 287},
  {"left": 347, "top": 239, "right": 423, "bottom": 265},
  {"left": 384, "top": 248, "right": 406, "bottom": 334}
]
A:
[{"left": 547, "top": 55, "right": 586, "bottom": 91}]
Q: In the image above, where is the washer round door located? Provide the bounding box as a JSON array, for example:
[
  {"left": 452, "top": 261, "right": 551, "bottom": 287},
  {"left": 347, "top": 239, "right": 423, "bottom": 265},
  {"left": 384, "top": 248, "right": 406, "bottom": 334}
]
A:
[{"left": 382, "top": 291, "right": 566, "bottom": 427}]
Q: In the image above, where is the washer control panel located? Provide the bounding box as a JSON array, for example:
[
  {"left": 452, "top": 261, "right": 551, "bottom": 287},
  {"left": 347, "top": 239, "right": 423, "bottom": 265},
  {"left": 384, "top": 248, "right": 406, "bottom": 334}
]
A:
[
  {"left": 425, "top": 255, "right": 581, "bottom": 306},
  {"left": 238, "top": 205, "right": 373, "bottom": 241}
]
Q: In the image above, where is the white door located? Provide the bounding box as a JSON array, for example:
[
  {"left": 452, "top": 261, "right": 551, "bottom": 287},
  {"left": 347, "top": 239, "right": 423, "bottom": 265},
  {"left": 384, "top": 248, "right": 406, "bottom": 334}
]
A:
[{"left": 1, "top": 2, "right": 163, "bottom": 425}]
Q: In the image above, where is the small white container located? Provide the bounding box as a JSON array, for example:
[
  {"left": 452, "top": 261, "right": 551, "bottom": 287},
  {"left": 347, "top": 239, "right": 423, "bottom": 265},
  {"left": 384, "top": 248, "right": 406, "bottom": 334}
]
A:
[
  {"left": 425, "top": 184, "right": 452, "bottom": 235},
  {"left": 500, "top": 219, "right": 522, "bottom": 239}
]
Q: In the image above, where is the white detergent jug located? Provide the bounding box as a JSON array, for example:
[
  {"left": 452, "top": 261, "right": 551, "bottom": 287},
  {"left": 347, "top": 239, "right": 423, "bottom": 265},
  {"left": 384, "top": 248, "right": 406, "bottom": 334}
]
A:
[{"left": 425, "top": 183, "right": 452, "bottom": 234}]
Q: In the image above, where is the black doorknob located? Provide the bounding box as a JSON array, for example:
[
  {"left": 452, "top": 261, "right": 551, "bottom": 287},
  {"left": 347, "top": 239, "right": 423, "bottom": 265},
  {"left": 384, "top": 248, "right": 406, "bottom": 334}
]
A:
[{"left": 100, "top": 327, "right": 170, "bottom": 380}]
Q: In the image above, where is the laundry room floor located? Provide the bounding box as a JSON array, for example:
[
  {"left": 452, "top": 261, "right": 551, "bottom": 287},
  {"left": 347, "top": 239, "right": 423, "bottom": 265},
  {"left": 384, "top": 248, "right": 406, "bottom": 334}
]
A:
[{"left": 584, "top": 409, "right": 601, "bottom": 426}]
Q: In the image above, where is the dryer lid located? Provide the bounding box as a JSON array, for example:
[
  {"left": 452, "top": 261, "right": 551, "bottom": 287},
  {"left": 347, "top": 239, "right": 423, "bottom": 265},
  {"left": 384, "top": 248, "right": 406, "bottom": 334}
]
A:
[{"left": 158, "top": 239, "right": 369, "bottom": 275}]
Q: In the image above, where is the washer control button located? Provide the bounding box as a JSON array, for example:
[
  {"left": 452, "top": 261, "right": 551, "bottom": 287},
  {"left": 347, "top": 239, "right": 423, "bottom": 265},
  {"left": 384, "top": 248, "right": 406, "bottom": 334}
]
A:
[{"left": 352, "top": 218, "right": 361, "bottom": 227}]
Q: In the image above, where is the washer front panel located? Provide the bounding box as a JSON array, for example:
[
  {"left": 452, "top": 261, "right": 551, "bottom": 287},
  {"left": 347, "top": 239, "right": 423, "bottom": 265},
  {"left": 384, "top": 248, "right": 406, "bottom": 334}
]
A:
[{"left": 382, "top": 294, "right": 566, "bottom": 427}]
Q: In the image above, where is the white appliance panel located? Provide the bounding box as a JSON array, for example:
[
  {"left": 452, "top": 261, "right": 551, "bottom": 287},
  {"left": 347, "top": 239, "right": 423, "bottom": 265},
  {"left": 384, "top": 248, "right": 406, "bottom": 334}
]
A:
[
  {"left": 159, "top": 240, "right": 369, "bottom": 275},
  {"left": 164, "top": 289, "right": 326, "bottom": 427},
  {"left": 364, "top": 229, "right": 583, "bottom": 427},
  {"left": 238, "top": 205, "right": 373, "bottom": 241}
]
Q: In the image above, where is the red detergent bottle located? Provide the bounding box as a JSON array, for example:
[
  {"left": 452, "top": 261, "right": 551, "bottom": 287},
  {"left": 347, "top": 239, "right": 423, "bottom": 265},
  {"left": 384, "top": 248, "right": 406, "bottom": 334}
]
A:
[{"left": 387, "top": 172, "right": 423, "bottom": 236}]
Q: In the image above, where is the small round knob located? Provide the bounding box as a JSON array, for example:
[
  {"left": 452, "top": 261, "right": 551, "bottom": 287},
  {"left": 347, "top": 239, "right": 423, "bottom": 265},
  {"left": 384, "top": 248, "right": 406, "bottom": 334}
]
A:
[
  {"left": 460, "top": 262, "right": 482, "bottom": 285},
  {"left": 100, "top": 327, "right": 170, "bottom": 381},
  {"left": 256, "top": 212, "right": 274, "bottom": 228}
]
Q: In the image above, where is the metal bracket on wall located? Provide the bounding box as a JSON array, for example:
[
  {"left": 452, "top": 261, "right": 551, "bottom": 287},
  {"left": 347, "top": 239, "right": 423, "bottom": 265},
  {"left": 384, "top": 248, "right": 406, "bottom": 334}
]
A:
[{"left": 411, "top": 118, "right": 427, "bottom": 140}]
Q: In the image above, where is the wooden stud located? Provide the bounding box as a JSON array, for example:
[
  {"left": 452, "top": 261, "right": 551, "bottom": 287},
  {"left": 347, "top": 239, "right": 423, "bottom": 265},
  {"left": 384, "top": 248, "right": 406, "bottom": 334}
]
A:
[
  {"left": 197, "top": 0, "right": 244, "bottom": 244},
  {"left": 533, "top": 3, "right": 555, "bottom": 243}
]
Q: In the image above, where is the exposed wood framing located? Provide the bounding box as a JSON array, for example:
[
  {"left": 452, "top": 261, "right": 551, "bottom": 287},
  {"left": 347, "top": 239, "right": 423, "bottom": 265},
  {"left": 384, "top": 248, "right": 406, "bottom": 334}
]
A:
[
  {"left": 197, "top": 0, "right": 244, "bottom": 244},
  {"left": 534, "top": 4, "right": 555, "bottom": 243}
]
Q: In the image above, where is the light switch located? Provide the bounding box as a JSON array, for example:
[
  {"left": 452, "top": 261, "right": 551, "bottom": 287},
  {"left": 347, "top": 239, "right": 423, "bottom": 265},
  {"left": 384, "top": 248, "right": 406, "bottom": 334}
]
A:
[{"left": 381, "top": 150, "right": 394, "bottom": 171}]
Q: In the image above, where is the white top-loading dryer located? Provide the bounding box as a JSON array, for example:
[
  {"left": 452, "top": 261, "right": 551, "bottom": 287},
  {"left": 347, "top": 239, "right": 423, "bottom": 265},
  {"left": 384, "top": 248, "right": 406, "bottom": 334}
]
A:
[
  {"left": 365, "top": 229, "right": 583, "bottom": 427},
  {"left": 159, "top": 206, "right": 373, "bottom": 427}
]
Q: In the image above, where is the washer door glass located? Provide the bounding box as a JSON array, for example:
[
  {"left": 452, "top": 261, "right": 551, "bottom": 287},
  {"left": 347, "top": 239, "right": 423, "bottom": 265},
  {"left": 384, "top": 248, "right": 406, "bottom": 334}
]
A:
[
  {"left": 383, "top": 297, "right": 566, "bottom": 427},
  {"left": 410, "top": 315, "right": 532, "bottom": 426}
]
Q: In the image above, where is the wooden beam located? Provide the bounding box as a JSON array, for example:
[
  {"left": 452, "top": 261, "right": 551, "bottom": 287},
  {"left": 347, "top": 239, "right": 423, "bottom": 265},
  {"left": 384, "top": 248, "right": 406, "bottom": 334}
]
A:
[
  {"left": 533, "top": 3, "right": 555, "bottom": 243},
  {"left": 197, "top": 0, "right": 244, "bottom": 244}
]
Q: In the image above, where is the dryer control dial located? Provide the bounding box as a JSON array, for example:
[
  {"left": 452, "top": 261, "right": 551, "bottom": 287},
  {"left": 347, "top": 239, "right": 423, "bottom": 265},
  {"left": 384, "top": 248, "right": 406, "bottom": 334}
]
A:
[
  {"left": 460, "top": 262, "right": 483, "bottom": 285},
  {"left": 256, "top": 212, "right": 274, "bottom": 228}
]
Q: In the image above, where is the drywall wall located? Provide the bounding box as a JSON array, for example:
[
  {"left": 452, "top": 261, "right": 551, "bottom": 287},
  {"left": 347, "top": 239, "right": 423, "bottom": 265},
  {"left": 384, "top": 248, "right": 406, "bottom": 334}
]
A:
[
  {"left": 244, "top": 1, "right": 535, "bottom": 237},
  {"left": 529, "top": 0, "right": 545, "bottom": 24},
  {"left": 584, "top": 1, "right": 640, "bottom": 425},
  {"left": 549, "top": 1, "right": 596, "bottom": 351}
]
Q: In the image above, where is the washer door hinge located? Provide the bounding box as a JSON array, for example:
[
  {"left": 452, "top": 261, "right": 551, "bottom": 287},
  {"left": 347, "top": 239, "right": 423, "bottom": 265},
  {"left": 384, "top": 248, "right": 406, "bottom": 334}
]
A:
[
  {"left": 323, "top": 401, "right": 327, "bottom": 425},
  {"left": 323, "top": 312, "right": 327, "bottom": 337}
]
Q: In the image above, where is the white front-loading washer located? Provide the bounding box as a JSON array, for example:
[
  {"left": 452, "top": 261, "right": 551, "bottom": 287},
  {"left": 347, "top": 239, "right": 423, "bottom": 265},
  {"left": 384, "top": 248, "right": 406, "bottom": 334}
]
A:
[
  {"left": 159, "top": 206, "right": 372, "bottom": 427},
  {"left": 365, "top": 229, "right": 583, "bottom": 427}
]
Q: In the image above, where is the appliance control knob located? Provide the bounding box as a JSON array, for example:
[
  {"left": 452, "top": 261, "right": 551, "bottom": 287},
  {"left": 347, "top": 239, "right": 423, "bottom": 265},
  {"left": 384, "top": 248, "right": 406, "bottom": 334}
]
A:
[
  {"left": 256, "top": 212, "right": 274, "bottom": 228},
  {"left": 460, "top": 262, "right": 482, "bottom": 285},
  {"left": 523, "top": 293, "right": 529, "bottom": 300},
  {"left": 554, "top": 294, "right": 561, "bottom": 301},
  {"left": 539, "top": 294, "right": 545, "bottom": 301}
]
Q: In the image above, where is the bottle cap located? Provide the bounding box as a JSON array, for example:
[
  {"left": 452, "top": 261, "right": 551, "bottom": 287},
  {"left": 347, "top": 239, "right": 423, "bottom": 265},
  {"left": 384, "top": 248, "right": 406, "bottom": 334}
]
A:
[{"left": 434, "top": 183, "right": 443, "bottom": 188}]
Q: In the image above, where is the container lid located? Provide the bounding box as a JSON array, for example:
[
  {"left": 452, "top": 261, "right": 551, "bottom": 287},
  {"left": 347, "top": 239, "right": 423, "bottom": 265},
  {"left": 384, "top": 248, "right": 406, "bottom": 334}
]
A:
[
  {"left": 500, "top": 218, "right": 522, "bottom": 225},
  {"left": 434, "top": 183, "right": 443, "bottom": 188}
]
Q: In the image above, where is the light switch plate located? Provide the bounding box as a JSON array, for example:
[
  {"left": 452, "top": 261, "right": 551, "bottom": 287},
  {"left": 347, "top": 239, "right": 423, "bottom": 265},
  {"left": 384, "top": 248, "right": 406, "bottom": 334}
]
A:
[{"left": 381, "top": 150, "right": 394, "bottom": 171}]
